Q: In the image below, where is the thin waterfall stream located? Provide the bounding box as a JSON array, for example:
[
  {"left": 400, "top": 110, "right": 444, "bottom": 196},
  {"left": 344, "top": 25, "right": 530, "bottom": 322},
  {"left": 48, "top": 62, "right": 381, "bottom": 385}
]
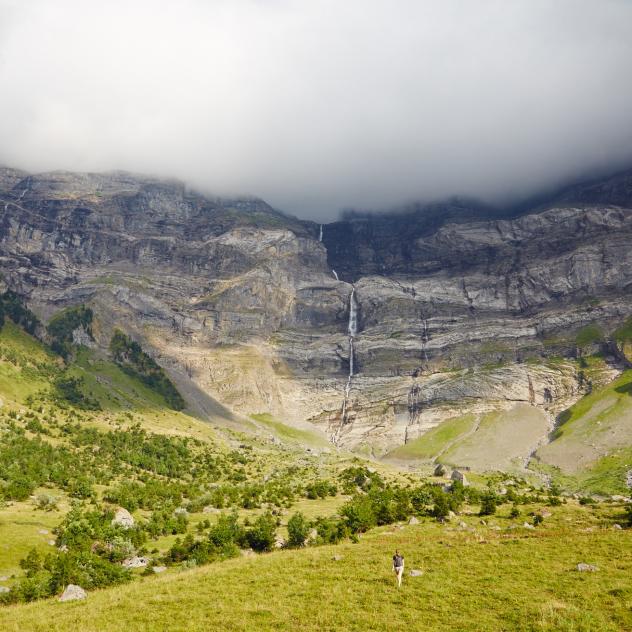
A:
[{"left": 334, "top": 286, "right": 358, "bottom": 444}]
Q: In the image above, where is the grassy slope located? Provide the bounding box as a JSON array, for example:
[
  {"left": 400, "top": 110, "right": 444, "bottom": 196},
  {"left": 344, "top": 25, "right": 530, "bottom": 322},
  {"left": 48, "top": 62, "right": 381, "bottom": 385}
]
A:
[
  {"left": 250, "top": 412, "right": 329, "bottom": 447},
  {"left": 385, "top": 414, "right": 476, "bottom": 461},
  {"left": 1, "top": 503, "right": 630, "bottom": 632},
  {"left": 441, "top": 404, "right": 550, "bottom": 472},
  {"left": 535, "top": 370, "right": 632, "bottom": 492}
]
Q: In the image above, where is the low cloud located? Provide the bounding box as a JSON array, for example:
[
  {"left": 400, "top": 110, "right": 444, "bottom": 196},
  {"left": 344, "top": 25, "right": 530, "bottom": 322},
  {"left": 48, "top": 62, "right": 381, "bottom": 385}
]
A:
[{"left": 0, "top": 0, "right": 631, "bottom": 220}]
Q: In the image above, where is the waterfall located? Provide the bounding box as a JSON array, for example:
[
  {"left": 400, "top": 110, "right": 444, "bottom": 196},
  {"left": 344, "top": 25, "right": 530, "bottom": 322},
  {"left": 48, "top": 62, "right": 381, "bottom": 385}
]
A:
[
  {"left": 332, "top": 269, "right": 339, "bottom": 281},
  {"left": 319, "top": 224, "right": 323, "bottom": 242},
  {"left": 333, "top": 286, "right": 359, "bottom": 445},
  {"left": 348, "top": 287, "right": 358, "bottom": 337}
]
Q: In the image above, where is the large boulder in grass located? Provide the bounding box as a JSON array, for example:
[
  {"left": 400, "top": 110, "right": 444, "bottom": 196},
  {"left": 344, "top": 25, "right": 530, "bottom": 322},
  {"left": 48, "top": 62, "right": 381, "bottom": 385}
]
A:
[
  {"left": 434, "top": 463, "right": 446, "bottom": 477},
  {"left": 112, "top": 508, "right": 134, "bottom": 529},
  {"left": 122, "top": 556, "right": 148, "bottom": 569},
  {"left": 59, "top": 584, "right": 87, "bottom": 602},
  {"left": 450, "top": 470, "right": 468, "bottom": 486}
]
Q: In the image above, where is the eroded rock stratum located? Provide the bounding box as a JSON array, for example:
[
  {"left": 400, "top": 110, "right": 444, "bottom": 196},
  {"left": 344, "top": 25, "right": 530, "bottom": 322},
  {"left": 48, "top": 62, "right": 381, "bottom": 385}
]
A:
[{"left": 2, "top": 166, "right": 632, "bottom": 470}]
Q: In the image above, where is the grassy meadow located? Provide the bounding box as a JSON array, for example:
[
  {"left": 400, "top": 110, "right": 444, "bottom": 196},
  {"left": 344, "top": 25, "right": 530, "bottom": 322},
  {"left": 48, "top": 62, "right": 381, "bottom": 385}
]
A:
[{"left": 1, "top": 501, "right": 630, "bottom": 632}]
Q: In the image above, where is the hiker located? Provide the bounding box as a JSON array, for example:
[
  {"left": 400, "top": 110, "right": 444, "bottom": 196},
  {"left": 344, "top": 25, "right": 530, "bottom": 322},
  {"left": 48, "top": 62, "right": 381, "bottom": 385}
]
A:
[{"left": 392, "top": 550, "right": 404, "bottom": 587}]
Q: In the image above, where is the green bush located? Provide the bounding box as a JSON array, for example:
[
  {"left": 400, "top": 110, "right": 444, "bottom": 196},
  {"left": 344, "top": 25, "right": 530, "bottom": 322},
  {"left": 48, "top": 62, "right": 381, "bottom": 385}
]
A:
[
  {"left": 479, "top": 491, "right": 498, "bottom": 516},
  {"left": 244, "top": 512, "right": 277, "bottom": 552},
  {"left": 287, "top": 512, "right": 309, "bottom": 547}
]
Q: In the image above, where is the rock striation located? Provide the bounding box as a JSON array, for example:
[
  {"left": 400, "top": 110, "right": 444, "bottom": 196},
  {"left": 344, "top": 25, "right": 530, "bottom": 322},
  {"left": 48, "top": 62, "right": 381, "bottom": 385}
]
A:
[{"left": 2, "top": 167, "right": 632, "bottom": 461}]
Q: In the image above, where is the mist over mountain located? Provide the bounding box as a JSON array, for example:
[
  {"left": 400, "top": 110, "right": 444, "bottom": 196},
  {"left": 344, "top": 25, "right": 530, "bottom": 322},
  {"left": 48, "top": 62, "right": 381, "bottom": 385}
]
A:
[{"left": 1, "top": 0, "right": 632, "bottom": 219}]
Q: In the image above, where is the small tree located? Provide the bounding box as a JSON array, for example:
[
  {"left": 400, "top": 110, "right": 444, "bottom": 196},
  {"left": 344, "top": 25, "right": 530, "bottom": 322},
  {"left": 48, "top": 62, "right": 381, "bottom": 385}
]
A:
[
  {"left": 245, "top": 512, "right": 277, "bottom": 552},
  {"left": 287, "top": 512, "right": 309, "bottom": 548},
  {"left": 432, "top": 491, "right": 450, "bottom": 521},
  {"left": 479, "top": 491, "right": 497, "bottom": 516}
]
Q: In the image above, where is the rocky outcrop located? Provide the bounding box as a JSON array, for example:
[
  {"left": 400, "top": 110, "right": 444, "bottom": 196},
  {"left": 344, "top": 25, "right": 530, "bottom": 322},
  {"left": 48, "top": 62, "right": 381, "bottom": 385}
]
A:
[{"left": 2, "top": 167, "right": 632, "bottom": 459}]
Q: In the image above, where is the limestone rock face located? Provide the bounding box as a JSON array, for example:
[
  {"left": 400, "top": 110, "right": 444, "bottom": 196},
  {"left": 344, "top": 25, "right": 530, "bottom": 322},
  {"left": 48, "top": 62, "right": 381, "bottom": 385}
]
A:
[{"left": 2, "top": 167, "right": 632, "bottom": 460}]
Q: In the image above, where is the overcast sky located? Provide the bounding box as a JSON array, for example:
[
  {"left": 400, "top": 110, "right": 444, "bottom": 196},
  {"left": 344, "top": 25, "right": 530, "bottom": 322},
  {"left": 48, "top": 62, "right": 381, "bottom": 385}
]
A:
[{"left": 1, "top": 1, "right": 631, "bottom": 220}]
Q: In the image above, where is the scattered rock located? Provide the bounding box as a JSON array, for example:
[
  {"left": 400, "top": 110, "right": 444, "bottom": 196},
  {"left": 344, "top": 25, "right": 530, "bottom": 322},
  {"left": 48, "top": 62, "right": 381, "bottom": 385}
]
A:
[
  {"left": 576, "top": 563, "right": 598, "bottom": 572},
  {"left": 59, "top": 584, "right": 87, "bottom": 602},
  {"left": 58, "top": 544, "right": 69, "bottom": 553},
  {"left": 451, "top": 469, "right": 468, "bottom": 486},
  {"left": 274, "top": 538, "right": 286, "bottom": 549},
  {"left": 409, "top": 569, "right": 423, "bottom": 577},
  {"left": 523, "top": 523, "right": 535, "bottom": 530},
  {"left": 408, "top": 516, "right": 420, "bottom": 525},
  {"left": 448, "top": 511, "right": 456, "bottom": 519},
  {"left": 111, "top": 508, "right": 134, "bottom": 529},
  {"left": 613, "top": 523, "right": 623, "bottom": 530},
  {"left": 0, "top": 586, "right": 10, "bottom": 594},
  {"left": 174, "top": 507, "right": 188, "bottom": 517},
  {"left": 38, "top": 529, "right": 49, "bottom": 535},
  {"left": 610, "top": 495, "right": 631, "bottom": 503},
  {"left": 240, "top": 549, "right": 256, "bottom": 558},
  {"left": 202, "top": 506, "right": 219, "bottom": 514},
  {"left": 48, "top": 539, "right": 56, "bottom": 545},
  {"left": 0, "top": 576, "right": 8, "bottom": 581},
  {"left": 332, "top": 555, "right": 344, "bottom": 561},
  {"left": 540, "top": 510, "right": 552, "bottom": 518},
  {"left": 122, "top": 556, "right": 148, "bottom": 569},
  {"left": 434, "top": 463, "right": 446, "bottom": 477},
  {"left": 152, "top": 566, "right": 167, "bottom": 574}
]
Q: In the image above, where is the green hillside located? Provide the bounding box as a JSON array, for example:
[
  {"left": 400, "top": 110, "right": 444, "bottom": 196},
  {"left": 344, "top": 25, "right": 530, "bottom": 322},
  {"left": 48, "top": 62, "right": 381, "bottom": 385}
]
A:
[{"left": 1, "top": 501, "right": 630, "bottom": 632}]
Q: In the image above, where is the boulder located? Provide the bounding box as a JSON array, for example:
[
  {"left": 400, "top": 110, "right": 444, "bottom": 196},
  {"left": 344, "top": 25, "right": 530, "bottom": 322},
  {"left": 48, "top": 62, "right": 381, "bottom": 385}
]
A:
[
  {"left": 613, "top": 523, "right": 623, "bottom": 530},
  {"left": 408, "top": 516, "right": 420, "bottom": 525},
  {"left": 59, "top": 584, "right": 87, "bottom": 602},
  {"left": 152, "top": 566, "right": 167, "bottom": 574},
  {"left": 202, "top": 506, "right": 219, "bottom": 514},
  {"left": 576, "top": 563, "right": 598, "bottom": 572},
  {"left": 38, "top": 529, "right": 49, "bottom": 535},
  {"left": 332, "top": 554, "right": 344, "bottom": 561},
  {"left": 451, "top": 470, "right": 468, "bottom": 486},
  {"left": 122, "top": 556, "right": 148, "bottom": 569},
  {"left": 174, "top": 507, "right": 188, "bottom": 517},
  {"left": 433, "top": 463, "right": 446, "bottom": 477},
  {"left": 409, "top": 569, "right": 423, "bottom": 577},
  {"left": 241, "top": 549, "right": 256, "bottom": 558},
  {"left": 274, "top": 538, "right": 286, "bottom": 549},
  {"left": 523, "top": 522, "right": 535, "bottom": 530},
  {"left": 0, "top": 586, "right": 10, "bottom": 594},
  {"left": 112, "top": 508, "right": 134, "bottom": 529}
]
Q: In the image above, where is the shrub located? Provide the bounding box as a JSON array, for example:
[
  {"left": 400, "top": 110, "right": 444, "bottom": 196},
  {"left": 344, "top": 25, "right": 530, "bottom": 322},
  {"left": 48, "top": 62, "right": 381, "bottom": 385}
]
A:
[
  {"left": 35, "top": 493, "right": 58, "bottom": 511},
  {"left": 287, "top": 512, "right": 309, "bottom": 547},
  {"left": 244, "top": 512, "right": 277, "bottom": 552},
  {"left": 479, "top": 491, "right": 498, "bottom": 516}
]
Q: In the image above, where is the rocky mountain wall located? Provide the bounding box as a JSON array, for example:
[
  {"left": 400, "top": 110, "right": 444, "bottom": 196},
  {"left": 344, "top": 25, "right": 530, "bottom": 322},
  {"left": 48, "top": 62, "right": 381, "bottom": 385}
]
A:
[{"left": 2, "top": 167, "right": 632, "bottom": 457}]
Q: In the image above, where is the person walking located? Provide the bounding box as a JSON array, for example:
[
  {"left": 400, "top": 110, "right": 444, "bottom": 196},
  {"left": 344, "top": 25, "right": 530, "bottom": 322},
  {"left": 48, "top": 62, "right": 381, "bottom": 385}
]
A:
[{"left": 392, "top": 550, "right": 404, "bottom": 587}]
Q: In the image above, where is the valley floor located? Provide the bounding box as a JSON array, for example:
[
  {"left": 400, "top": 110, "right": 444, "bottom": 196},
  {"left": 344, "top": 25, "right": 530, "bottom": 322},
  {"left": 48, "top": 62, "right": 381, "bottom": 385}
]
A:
[{"left": 1, "top": 503, "right": 630, "bottom": 632}]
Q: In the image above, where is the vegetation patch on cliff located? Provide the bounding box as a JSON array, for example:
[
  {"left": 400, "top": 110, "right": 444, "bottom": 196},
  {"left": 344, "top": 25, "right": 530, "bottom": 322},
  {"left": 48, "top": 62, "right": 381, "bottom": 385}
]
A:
[{"left": 109, "top": 330, "right": 185, "bottom": 411}]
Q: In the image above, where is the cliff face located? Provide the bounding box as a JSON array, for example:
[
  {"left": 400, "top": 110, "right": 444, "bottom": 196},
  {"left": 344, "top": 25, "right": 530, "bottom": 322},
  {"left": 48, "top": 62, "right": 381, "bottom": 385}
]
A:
[{"left": 2, "top": 167, "right": 632, "bottom": 464}]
